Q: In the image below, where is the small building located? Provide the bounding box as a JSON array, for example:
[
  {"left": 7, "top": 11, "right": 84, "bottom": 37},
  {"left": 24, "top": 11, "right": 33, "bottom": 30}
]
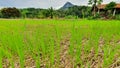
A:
[
  {"left": 92, "top": 4, "right": 120, "bottom": 16},
  {"left": 97, "top": 4, "right": 120, "bottom": 14}
]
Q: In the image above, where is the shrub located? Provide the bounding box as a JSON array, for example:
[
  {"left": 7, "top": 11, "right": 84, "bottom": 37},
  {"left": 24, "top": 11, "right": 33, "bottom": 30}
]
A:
[
  {"left": 65, "top": 15, "right": 78, "bottom": 19},
  {"left": 1, "top": 7, "right": 21, "bottom": 18},
  {"left": 87, "top": 13, "right": 101, "bottom": 20},
  {"left": 115, "top": 15, "right": 120, "bottom": 20}
]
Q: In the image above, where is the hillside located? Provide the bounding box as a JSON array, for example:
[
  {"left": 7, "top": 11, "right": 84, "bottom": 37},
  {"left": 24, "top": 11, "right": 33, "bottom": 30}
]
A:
[{"left": 60, "top": 2, "right": 74, "bottom": 10}]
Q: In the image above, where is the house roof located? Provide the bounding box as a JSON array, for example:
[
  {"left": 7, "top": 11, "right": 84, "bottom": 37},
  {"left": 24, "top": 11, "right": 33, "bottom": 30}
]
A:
[{"left": 97, "top": 4, "right": 120, "bottom": 9}]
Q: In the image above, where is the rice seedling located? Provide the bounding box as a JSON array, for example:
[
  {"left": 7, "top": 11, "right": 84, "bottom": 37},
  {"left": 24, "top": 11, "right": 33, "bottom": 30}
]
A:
[{"left": 0, "top": 19, "right": 119, "bottom": 68}]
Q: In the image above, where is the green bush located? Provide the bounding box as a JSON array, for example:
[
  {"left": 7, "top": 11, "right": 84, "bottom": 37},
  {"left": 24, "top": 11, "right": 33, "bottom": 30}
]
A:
[
  {"left": 1, "top": 7, "right": 21, "bottom": 18},
  {"left": 87, "top": 13, "right": 101, "bottom": 20},
  {"left": 115, "top": 15, "right": 120, "bottom": 20},
  {"left": 65, "top": 15, "right": 78, "bottom": 19}
]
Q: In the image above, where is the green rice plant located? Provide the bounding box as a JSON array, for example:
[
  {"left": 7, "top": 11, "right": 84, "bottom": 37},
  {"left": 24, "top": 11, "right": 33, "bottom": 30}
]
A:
[
  {"left": 0, "top": 19, "right": 120, "bottom": 68},
  {"left": 39, "top": 33, "right": 46, "bottom": 59},
  {"left": 0, "top": 47, "right": 4, "bottom": 68},
  {"left": 74, "top": 32, "right": 82, "bottom": 67},
  {"left": 49, "top": 36, "right": 55, "bottom": 67},
  {"left": 0, "top": 32, "right": 15, "bottom": 68},
  {"left": 14, "top": 34, "right": 25, "bottom": 68},
  {"left": 2, "top": 47, "right": 14, "bottom": 68},
  {"left": 34, "top": 29, "right": 44, "bottom": 68},
  {"left": 54, "top": 24, "right": 61, "bottom": 67},
  {"left": 69, "top": 23, "right": 75, "bottom": 56},
  {"left": 103, "top": 45, "right": 116, "bottom": 67},
  {"left": 74, "top": 44, "right": 82, "bottom": 67}
]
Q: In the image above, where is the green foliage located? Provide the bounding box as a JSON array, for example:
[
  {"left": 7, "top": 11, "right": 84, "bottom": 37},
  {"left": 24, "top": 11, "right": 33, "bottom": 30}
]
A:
[
  {"left": 49, "top": 7, "right": 54, "bottom": 19},
  {"left": 0, "top": 5, "right": 91, "bottom": 19},
  {"left": 20, "top": 8, "right": 42, "bottom": 18},
  {"left": 88, "top": 13, "right": 101, "bottom": 19},
  {"left": 115, "top": 14, "right": 120, "bottom": 20},
  {"left": 65, "top": 6, "right": 90, "bottom": 18},
  {"left": 88, "top": 0, "right": 103, "bottom": 5},
  {"left": 0, "top": 12, "right": 2, "bottom": 18},
  {"left": 105, "top": 1, "right": 116, "bottom": 10},
  {"left": 1, "top": 7, "right": 21, "bottom": 18},
  {"left": 0, "top": 2, "right": 119, "bottom": 19},
  {"left": 65, "top": 15, "right": 78, "bottom": 19},
  {"left": 88, "top": 0, "right": 103, "bottom": 16}
]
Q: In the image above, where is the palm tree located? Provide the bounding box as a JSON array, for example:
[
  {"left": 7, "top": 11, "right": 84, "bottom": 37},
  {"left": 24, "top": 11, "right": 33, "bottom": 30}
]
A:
[
  {"left": 88, "top": 0, "right": 103, "bottom": 16},
  {"left": 49, "top": 7, "right": 54, "bottom": 19}
]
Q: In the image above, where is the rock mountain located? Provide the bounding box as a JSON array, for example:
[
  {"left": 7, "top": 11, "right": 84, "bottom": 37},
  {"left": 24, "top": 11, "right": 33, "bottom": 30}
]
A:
[{"left": 60, "top": 2, "right": 74, "bottom": 10}]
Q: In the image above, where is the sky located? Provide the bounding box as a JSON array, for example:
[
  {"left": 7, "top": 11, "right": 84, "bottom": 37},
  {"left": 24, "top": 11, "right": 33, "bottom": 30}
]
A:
[{"left": 0, "top": 0, "right": 120, "bottom": 9}]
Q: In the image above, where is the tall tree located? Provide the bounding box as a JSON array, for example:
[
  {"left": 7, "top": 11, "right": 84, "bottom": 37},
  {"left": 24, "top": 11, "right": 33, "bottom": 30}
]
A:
[
  {"left": 88, "top": 0, "right": 103, "bottom": 16},
  {"left": 1, "top": 7, "right": 21, "bottom": 18},
  {"left": 49, "top": 7, "right": 54, "bottom": 19}
]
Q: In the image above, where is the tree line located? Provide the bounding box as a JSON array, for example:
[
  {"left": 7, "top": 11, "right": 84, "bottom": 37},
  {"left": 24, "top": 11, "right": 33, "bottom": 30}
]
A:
[
  {"left": 0, "top": 0, "right": 119, "bottom": 19},
  {"left": 0, "top": 6, "right": 91, "bottom": 19}
]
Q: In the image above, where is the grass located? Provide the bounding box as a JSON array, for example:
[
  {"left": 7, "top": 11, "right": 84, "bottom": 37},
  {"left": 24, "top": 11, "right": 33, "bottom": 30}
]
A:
[{"left": 0, "top": 19, "right": 120, "bottom": 68}]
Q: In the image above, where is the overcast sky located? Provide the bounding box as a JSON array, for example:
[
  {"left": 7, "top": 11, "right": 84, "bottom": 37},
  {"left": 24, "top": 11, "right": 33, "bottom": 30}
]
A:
[{"left": 0, "top": 0, "right": 120, "bottom": 9}]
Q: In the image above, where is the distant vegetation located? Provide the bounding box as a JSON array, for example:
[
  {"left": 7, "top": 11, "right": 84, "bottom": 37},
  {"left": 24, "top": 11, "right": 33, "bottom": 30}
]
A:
[
  {"left": 0, "top": 6, "right": 91, "bottom": 19},
  {"left": 0, "top": 0, "right": 120, "bottom": 20},
  {"left": 0, "top": 7, "right": 21, "bottom": 18}
]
